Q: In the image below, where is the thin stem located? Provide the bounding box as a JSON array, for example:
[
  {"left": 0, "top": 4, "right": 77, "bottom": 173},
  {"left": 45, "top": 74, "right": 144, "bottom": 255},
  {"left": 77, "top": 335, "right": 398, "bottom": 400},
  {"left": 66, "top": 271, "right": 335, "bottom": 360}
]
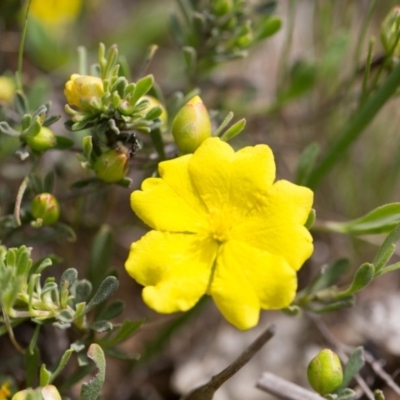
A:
[
  {"left": 2, "top": 306, "right": 25, "bottom": 355},
  {"left": 354, "top": 0, "right": 377, "bottom": 66},
  {"left": 275, "top": 0, "right": 296, "bottom": 96},
  {"left": 16, "top": 0, "right": 32, "bottom": 91},
  {"left": 360, "top": 38, "right": 375, "bottom": 106}
]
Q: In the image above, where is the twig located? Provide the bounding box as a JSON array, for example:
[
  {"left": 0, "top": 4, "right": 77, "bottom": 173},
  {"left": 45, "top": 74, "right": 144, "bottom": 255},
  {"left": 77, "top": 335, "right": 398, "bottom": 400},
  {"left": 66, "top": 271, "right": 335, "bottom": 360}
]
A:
[
  {"left": 257, "top": 372, "right": 325, "bottom": 400},
  {"left": 14, "top": 176, "right": 29, "bottom": 226},
  {"left": 181, "top": 325, "right": 276, "bottom": 400},
  {"left": 364, "top": 351, "right": 400, "bottom": 396}
]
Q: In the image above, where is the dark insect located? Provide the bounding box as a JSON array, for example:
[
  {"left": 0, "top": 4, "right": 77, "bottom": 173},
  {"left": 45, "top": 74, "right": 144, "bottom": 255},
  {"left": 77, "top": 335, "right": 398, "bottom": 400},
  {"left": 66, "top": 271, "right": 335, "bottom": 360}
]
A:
[{"left": 107, "top": 131, "right": 143, "bottom": 159}]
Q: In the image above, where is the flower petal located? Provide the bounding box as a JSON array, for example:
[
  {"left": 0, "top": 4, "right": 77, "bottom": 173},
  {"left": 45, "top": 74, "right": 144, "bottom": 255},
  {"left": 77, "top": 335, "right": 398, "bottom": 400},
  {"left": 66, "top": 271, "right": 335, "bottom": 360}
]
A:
[
  {"left": 188, "top": 137, "right": 234, "bottom": 212},
  {"left": 210, "top": 240, "right": 297, "bottom": 330},
  {"left": 131, "top": 155, "right": 208, "bottom": 232},
  {"left": 231, "top": 180, "right": 313, "bottom": 270},
  {"left": 125, "top": 231, "right": 218, "bottom": 313}
]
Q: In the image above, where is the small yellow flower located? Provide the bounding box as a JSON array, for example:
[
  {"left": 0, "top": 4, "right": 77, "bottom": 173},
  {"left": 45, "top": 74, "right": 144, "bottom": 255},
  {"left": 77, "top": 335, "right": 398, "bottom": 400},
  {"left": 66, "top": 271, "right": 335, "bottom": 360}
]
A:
[
  {"left": 125, "top": 137, "right": 313, "bottom": 330},
  {"left": 29, "top": 0, "right": 82, "bottom": 28},
  {"left": 64, "top": 74, "right": 104, "bottom": 111}
]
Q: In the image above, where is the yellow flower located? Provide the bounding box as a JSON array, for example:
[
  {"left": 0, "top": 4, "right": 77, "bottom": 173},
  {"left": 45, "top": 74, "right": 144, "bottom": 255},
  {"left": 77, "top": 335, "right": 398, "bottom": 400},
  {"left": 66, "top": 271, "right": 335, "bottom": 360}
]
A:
[
  {"left": 64, "top": 74, "right": 104, "bottom": 111},
  {"left": 0, "top": 381, "right": 11, "bottom": 400},
  {"left": 125, "top": 137, "right": 313, "bottom": 330},
  {"left": 0, "top": 76, "right": 15, "bottom": 104},
  {"left": 29, "top": 0, "right": 82, "bottom": 28}
]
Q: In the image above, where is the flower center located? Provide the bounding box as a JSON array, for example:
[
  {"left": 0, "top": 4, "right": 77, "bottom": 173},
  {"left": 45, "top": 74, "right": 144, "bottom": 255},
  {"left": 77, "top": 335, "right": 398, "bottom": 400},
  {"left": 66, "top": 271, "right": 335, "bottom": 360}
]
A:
[{"left": 208, "top": 208, "right": 235, "bottom": 243}]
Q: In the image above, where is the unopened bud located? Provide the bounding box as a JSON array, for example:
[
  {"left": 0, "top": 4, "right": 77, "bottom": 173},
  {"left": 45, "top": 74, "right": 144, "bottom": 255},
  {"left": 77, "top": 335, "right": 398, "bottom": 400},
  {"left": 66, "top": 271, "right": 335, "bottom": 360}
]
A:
[
  {"left": 94, "top": 149, "right": 129, "bottom": 183},
  {"left": 31, "top": 193, "right": 60, "bottom": 225},
  {"left": 212, "top": 0, "right": 233, "bottom": 16},
  {"left": 64, "top": 74, "right": 104, "bottom": 111},
  {"left": 26, "top": 126, "right": 57, "bottom": 152},
  {"left": 307, "top": 349, "right": 343, "bottom": 395},
  {"left": 381, "top": 7, "right": 400, "bottom": 58},
  {"left": 41, "top": 385, "right": 62, "bottom": 400},
  {"left": 172, "top": 96, "right": 212, "bottom": 154}
]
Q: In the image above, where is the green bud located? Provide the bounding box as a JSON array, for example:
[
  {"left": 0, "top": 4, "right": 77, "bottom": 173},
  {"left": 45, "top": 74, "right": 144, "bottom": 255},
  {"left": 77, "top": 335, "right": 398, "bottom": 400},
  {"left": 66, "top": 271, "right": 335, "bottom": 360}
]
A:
[
  {"left": 381, "top": 7, "right": 400, "bottom": 58},
  {"left": 139, "top": 95, "right": 168, "bottom": 130},
  {"left": 172, "top": 96, "right": 212, "bottom": 154},
  {"left": 31, "top": 193, "right": 60, "bottom": 225},
  {"left": 26, "top": 126, "right": 57, "bottom": 152},
  {"left": 212, "top": 0, "right": 233, "bottom": 16},
  {"left": 307, "top": 349, "right": 343, "bottom": 395},
  {"left": 94, "top": 149, "right": 129, "bottom": 183}
]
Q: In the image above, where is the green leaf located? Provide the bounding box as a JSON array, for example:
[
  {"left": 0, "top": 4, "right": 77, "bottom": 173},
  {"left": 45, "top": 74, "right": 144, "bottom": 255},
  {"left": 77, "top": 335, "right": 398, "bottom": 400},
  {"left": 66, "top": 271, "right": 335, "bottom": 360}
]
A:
[
  {"left": 96, "top": 300, "right": 125, "bottom": 321},
  {"left": 87, "top": 225, "right": 113, "bottom": 292},
  {"left": 306, "top": 259, "right": 351, "bottom": 294},
  {"left": 336, "top": 263, "right": 375, "bottom": 298},
  {"left": 90, "top": 320, "right": 113, "bottom": 333},
  {"left": 85, "top": 276, "right": 119, "bottom": 314},
  {"left": 74, "top": 280, "right": 93, "bottom": 303},
  {"left": 82, "top": 135, "right": 93, "bottom": 162},
  {"left": 182, "top": 46, "right": 197, "bottom": 72},
  {"left": 305, "top": 209, "right": 316, "bottom": 230},
  {"left": 25, "top": 346, "right": 40, "bottom": 387},
  {"left": 295, "top": 143, "right": 320, "bottom": 186},
  {"left": 104, "top": 347, "right": 140, "bottom": 361},
  {"left": 102, "top": 319, "right": 143, "bottom": 348},
  {"left": 336, "top": 388, "right": 356, "bottom": 400},
  {"left": 373, "top": 222, "right": 400, "bottom": 272},
  {"left": 0, "top": 121, "right": 20, "bottom": 137},
  {"left": 49, "top": 347, "right": 75, "bottom": 384},
  {"left": 220, "top": 118, "right": 246, "bottom": 142},
  {"left": 40, "top": 364, "right": 52, "bottom": 386},
  {"left": 80, "top": 344, "right": 106, "bottom": 400},
  {"left": 340, "top": 347, "right": 365, "bottom": 389},
  {"left": 330, "top": 203, "right": 400, "bottom": 235},
  {"left": 15, "top": 91, "right": 29, "bottom": 116},
  {"left": 307, "top": 298, "right": 353, "bottom": 313},
  {"left": 130, "top": 74, "right": 154, "bottom": 105},
  {"left": 60, "top": 268, "right": 78, "bottom": 291},
  {"left": 213, "top": 112, "right": 234, "bottom": 138},
  {"left": 255, "top": 16, "right": 282, "bottom": 41}
]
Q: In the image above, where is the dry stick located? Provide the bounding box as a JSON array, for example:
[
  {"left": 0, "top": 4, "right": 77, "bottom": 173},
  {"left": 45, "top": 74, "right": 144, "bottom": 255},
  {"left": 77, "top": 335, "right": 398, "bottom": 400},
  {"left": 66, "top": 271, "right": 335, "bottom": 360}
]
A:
[
  {"left": 257, "top": 372, "right": 325, "bottom": 400},
  {"left": 181, "top": 325, "right": 276, "bottom": 400},
  {"left": 364, "top": 351, "right": 400, "bottom": 396},
  {"left": 307, "top": 314, "right": 375, "bottom": 400}
]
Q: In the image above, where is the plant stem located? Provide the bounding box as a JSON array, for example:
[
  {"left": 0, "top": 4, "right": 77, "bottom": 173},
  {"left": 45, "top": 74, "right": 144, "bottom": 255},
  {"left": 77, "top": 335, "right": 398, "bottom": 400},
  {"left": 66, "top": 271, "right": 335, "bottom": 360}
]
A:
[{"left": 16, "top": 0, "right": 32, "bottom": 92}]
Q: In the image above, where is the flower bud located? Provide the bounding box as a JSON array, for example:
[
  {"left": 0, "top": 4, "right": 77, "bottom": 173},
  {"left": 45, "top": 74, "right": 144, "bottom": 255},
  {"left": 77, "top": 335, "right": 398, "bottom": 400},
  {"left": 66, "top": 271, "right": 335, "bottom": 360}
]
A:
[
  {"left": 381, "top": 7, "right": 400, "bottom": 58},
  {"left": 31, "top": 193, "right": 60, "bottom": 225},
  {"left": 212, "top": 0, "right": 233, "bottom": 16},
  {"left": 94, "top": 149, "right": 129, "bottom": 183},
  {"left": 64, "top": 74, "right": 104, "bottom": 111},
  {"left": 0, "top": 76, "right": 15, "bottom": 104},
  {"left": 41, "top": 385, "right": 62, "bottom": 400},
  {"left": 307, "top": 349, "right": 343, "bottom": 395},
  {"left": 26, "top": 126, "right": 57, "bottom": 152},
  {"left": 172, "top": 96, "right": 212, "bottom": 154}
]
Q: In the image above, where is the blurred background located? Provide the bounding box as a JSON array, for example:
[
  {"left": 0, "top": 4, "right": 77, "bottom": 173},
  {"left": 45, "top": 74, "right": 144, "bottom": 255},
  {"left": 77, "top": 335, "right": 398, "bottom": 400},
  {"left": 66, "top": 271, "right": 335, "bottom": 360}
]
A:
[{"left": 1, "top": 0, "right": 400, "bottom": 399}]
